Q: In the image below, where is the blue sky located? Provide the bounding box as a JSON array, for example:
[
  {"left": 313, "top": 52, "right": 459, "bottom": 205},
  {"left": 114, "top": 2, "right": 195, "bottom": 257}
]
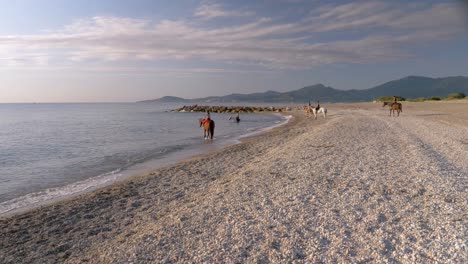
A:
[{"left": 0, "top": 0, "right": 467, "bottom": 102}]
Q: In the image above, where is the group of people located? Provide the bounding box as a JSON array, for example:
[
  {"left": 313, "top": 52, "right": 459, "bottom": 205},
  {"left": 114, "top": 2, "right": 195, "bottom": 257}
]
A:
[
  {"left": 202, "top": 99, "right": 326, "bottom": 126},
  {"left": 201, "top": 111, "right": 240, "bottom": 126}
]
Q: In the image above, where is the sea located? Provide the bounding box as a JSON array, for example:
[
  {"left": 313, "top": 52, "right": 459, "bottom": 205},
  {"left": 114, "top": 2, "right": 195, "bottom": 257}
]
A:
[{"left": 0, "top": 103, "right": 288, "bottom": 215}]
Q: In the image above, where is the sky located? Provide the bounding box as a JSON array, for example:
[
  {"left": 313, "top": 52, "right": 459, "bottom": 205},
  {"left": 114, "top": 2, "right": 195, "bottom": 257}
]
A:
[{"left": 0, "top": 0, "right": 467, "bottom": 102}]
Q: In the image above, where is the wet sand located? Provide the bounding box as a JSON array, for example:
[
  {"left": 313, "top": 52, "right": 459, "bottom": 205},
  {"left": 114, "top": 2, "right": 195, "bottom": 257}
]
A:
[{"left": 1, "top": 101, "right": 467, "bottom": 263}]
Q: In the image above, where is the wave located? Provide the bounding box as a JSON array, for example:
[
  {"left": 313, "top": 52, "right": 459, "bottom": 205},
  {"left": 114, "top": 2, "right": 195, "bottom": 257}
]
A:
[
  {"left": 238, "top": 114, "right": 292, "bottom": 140},
  {"left": 0, "top": 144, "right": 191, "bottom": 216},
  {"left": 0, "top": 168, "right": 122, "bottom": 216}
]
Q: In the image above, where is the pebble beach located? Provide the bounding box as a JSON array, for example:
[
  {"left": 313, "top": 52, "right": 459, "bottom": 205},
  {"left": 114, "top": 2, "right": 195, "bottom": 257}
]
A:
[{"left": 1, "top": 101, "right": 467, "bottom": 263}]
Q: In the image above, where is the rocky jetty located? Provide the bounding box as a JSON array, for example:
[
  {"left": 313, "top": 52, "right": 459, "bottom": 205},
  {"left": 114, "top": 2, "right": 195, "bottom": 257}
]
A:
[{"left": 174, "top": 105, "right": 293, "bottom": 113}]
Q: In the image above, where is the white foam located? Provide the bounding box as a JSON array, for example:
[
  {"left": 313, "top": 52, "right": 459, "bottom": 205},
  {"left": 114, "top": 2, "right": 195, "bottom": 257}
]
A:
[{"left": 0, "top": 169, "right": 122, "bottom": 216}]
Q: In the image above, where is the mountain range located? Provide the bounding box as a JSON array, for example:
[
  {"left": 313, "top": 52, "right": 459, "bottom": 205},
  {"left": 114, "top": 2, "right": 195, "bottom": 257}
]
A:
[{"left": 139, "top": 76, "right": 468, "bottom": 103}]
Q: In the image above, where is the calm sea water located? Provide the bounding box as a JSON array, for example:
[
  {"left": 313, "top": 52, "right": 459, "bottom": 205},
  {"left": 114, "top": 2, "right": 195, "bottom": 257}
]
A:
[{"left": 0, "top": 103, "right": 286, "bottom": 214}]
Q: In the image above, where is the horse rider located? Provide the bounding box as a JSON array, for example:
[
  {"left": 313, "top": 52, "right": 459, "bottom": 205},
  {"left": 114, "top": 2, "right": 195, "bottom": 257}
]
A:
[
  {"left": 316, "top": 100, "right": 320, "bottom": 111},
  {"left": 391, "top": 96, "right": 403, "bottom": 107},
  {"left": 308, "top": 100, "right": 314, "bottom": 111},
  {"left": 202, "top": 110, "right": 210, "bottom": 125}
]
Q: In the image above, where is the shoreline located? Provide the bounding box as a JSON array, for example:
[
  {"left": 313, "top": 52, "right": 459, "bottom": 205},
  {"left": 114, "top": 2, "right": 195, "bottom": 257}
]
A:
[
  {"left": 1, "top": 102, "right": 466, "bottom": 263},
  {"left": 0, "top": 112, "right": 292, "bottom": 218}
]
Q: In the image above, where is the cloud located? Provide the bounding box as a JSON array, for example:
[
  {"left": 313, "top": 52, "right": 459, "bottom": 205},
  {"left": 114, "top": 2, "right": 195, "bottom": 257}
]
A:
[
  {"left": 194, "top": 2, "right": 254, "bottom": 20},
  {"left": 0, "top": 1, "right": 465, "bottom": 71},
  {"left": 305, "top": 1, "right": 465, "bottom": 33}
]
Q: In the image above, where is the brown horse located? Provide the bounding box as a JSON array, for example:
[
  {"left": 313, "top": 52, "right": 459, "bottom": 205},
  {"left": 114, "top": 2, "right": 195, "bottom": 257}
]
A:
[
  {"left": 198, "top": 118, "right": 215, "bottom": 139},
  {"left": 303, "top": 105, "right": 312, "bottom": 116},
  {"left": 382, "top": 102, "right": 403, "bottom": 117}
]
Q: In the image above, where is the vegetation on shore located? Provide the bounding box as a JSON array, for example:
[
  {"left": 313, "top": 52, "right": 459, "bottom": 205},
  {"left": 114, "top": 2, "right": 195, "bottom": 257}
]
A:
[{"left": 375, "top": 93, "right": 465, "bottom": 102}]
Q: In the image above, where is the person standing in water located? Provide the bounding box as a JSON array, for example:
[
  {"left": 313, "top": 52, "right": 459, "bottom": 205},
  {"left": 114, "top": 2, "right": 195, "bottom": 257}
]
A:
[{"left": 229, "top": 111, "right": 240, "bottom": 122}]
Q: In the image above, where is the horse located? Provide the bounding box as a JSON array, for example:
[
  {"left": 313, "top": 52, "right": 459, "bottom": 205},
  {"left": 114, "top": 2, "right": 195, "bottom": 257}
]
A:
[
  {"left": 382, "top": 102, "right": 403, "bottom": 117},
  {"left": 312, "top": 107, "right": 327, "bottom": 119},
  {"left": 303, "top": 105, "right": 313, "bottom": 116},
  {"left": 198, "top": 118, "right": 215, "bottom": 139}
]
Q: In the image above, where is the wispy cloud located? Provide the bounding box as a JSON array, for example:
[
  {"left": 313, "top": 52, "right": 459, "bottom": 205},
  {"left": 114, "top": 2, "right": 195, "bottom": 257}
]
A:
[
  {"left": 306, "top": 2, "right": 464, "bottom": 32},
  {"left": 194, "top": 2, "right": 254, "bottom": 20},
  {"left": 0, "top": 1, "right": 465, "bottom": 71}
]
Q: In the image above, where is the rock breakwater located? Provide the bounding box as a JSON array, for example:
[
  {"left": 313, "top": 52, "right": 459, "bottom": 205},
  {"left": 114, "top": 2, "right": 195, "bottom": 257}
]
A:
[{"left": 174, "top": 105, "right": 294, "bottom": 113}]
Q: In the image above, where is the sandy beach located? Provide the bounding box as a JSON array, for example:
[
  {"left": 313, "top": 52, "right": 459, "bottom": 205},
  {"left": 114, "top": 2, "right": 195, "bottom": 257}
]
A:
[{"left": 1, "top": 101, "right": 467, "bottom": 263}]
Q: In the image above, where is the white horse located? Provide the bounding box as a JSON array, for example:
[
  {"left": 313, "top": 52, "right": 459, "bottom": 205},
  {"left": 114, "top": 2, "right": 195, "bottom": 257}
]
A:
[{"left": 312, "top": 107, "right": 327, "bottom": 119}]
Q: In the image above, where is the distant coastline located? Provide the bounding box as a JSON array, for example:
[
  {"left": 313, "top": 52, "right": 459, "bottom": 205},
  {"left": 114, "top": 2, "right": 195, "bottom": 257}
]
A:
[{"left": 139, "top": 75, "right": 468, "bottom": 103}]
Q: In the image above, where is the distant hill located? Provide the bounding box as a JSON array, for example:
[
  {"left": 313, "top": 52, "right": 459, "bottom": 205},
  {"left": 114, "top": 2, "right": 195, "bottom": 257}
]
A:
[
  {"left": 360, "top": 76, "right": 468, "bottom": 100},
  {"left": 139, "top": 96, "right": 187, "bottom": 103},
  {"left": 138, "top": 76, "right": 468, "bottom": 103}
]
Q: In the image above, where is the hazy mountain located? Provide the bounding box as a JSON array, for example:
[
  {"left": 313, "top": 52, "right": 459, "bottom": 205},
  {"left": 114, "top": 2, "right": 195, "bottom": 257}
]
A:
[
  {"left": 139, "top": 96, "right": 187, "bottom": 103},
  {"left": 361, "top": 76, "right": 468, "bottom": 100},
  {"left": 139, "top": 76, "right": 468, "bottom": 103}
]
